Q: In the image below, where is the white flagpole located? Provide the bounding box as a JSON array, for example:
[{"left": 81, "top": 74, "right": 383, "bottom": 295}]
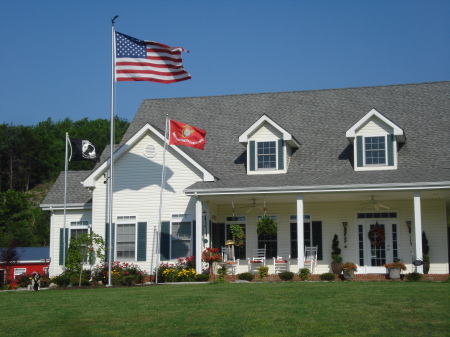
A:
[
  {"left": 107, "top": 16, "right": 118, "bottom": 287},
  {"left": 63, "top": 132, "right": 69, "bottom": 272},
  {"left": 155, "top": 116, "right": 169, "bottom": 284}
]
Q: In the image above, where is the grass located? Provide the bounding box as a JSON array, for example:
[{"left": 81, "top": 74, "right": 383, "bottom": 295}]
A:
[{"left": 1, "top": 282, "right": 449, "bottom": 336}]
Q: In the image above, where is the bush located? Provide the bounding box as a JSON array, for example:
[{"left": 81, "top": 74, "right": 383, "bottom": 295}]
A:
[
  {"left": 238, "top": 272, "right": 255, "bottom": 281},
  {"left": 405, "top": 272, "right": 422, "bottom": 282},
  {"left": 320, "top": 273, "right": 336, "bottom": 281},
  {"left": 51, "top": 274, "right": 71, "bottom": 287},
  {"left": 299, "top": 268, "right": 310, "bottom": 281},
  {"left": 278, "top": 271, "right": 294, "bottom": 281},
  {"left": 121, "top": 275, "right": 136, "bottom": 286},
  {"left": 196, "top": 273, "right": 210, "bottom": 282}
]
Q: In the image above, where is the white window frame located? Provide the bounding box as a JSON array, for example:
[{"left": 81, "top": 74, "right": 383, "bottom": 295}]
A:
[
  {"left": 256, "top": 141, "right": 278, "bottom": 170},
  {"left": 170, "top": 213, "right": 192, "bottom": 259},
  {"left": 116, "top": 216, "right": 137, "bottom": 261},
  {"left": 363, "top": 135, "right": 387, "bottom": 166}
]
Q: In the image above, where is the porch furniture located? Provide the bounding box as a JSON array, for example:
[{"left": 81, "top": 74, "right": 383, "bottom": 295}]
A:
[
  {"left": 273, "top": 248, "right": 291, "bottom": 274},
  {"left": 221, "top": 246, "right": 239, "bottom": 275},
  {"left": 304, "top": 246, "right": 318, "bottom": 273},
  {"left": 247, "top": 247, "right": 266, "bottom": 273}
]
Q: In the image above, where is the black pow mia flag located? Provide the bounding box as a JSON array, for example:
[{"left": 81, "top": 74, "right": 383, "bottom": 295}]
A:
[{"left": 69, "top": 138, "right": 100, "bottom": 162}]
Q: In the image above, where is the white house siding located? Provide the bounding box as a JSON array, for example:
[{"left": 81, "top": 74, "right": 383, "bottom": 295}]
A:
[
  {"left": 49, "top": 208, "right": 93, "bottom": 277},
  {"left": 213, "top": 196, "right": 448, "bottom": 275},
  {"left": 357, "top": 117, "right": 393, "bottom": 135}
]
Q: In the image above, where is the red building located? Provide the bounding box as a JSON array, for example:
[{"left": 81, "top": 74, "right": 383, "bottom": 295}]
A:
[{"left": 0, "top": 247, "right": 50, "bottom": 289}]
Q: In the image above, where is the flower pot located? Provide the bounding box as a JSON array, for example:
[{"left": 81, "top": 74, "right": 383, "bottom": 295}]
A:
[
  {"left": 388, "top": 268, "right": 401, "bottom": 279},
  {"left": 331, "top": 262, "right": 342, "bottom": 274},
  {"left": 342, "top": 269, "right": 354, "bottom": 280}
]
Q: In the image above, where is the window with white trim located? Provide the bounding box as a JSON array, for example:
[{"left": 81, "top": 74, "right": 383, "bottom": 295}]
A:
[
  {"left": 171, "top": 214, "right": 192, "bottom": 258},
  {"left": 257, "top": 141, "right": 277, "bottom": 169},
  {"left": 116, "top": 216, "right": 137, "bottom": 260},
  {"left": 364, "top": 136, "right": 386, "bottom": 165},
  {"left": 14, "top": 268, "right": 26, "bottom": 279},
  {"left": 70, "top": 221, "right": 89, "bottom": 262}
]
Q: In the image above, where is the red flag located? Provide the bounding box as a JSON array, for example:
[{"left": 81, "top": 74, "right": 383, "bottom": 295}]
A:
[
  {"left": 115, "top": 32, "right": 191, "bottom": 83},
  {"left": 169, "top": 120, "right": 206, "bottom": 150}
]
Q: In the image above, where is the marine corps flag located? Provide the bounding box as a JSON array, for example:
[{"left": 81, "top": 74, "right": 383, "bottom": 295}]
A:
[
  {"left": 168, "top": 120, "right": 206, "bottom": 150},
  {"left": 68, "top": 138, "right": 100, "bottom": 162}
]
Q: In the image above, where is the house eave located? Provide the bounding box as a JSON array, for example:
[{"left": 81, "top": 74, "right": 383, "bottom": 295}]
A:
[{"left": 40, "top": 203, "right": 92, "bottom": 211}]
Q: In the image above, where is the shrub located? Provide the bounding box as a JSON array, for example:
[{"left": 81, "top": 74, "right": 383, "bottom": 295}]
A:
[
  {"left": 238, "top": 272, "right": 255, "bottom": 281},
  {"left": 278, "top": 271, "right": 294, "bottom": 281},
  {"left": 405, "top": 272, "right": 422, "bottom": 282},
  {"left": 320, "top": 273, "right": 336, "bottom": 281},
  {"left": 257, "top": 266, "right": 269, "bottom": 281},
  {"left": 51, "top": 274, "right": 71, "bottom": 287},
  {"left": 299, "top": 268, "right": 310, "bottom": 281},
  {"left": 121, "top": 275, "right": 136, "bottom": 286},
  {"left": 196, "top": 273, "right": 210, "bottom": 282}
]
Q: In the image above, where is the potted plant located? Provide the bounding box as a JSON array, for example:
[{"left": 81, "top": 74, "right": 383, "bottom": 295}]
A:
[
  {"left": 331, "top": 234, "right": 343, "bottom": 274},
  {"left": 229, "top": 224, "right": 245, "bottom": 247},
  {"left": 339, "top": 262, "right": 357, "bottom": 280},
  {"left": 256, "top": 217, "right": 278, "bottom": 236},
  {"left": 422, "top": 231, "right": 430, "bottom": 274},
  {"left": 384, "top": 259, "right": 406, "bottom": 279}
]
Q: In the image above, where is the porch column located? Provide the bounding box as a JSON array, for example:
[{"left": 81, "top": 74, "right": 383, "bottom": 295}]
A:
[
  {"left": 297, "top": 195, "right": 305, "bottom": 268},
  {"left": 413, "top": 192, "right": 424, "bottom": 273},
  {"left": 195, "top": 198, "right": 203, "bottom": 274}
]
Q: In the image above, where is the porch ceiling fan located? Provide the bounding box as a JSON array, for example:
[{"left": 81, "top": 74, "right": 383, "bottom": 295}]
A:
[
  {"left": 360, "top": 196, "right": 390, "bottom": 210},
  {"left": 238, "top": 198, "right": 265, "bottom": 213}
]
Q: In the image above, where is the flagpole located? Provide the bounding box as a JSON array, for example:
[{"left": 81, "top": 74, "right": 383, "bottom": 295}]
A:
[
  {"left": 63, "top": 132, "right": 69, "bottom": 272},
  {"left": 107, "top": 16, "right": 118, "bottom": 287},
  {"left": 155, "top": 115, "right": 169, "bottom": 284}
]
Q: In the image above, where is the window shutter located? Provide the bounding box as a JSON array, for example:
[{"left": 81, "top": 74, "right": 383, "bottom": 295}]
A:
[
  {"left": 160, "top": 221, "right": 170, "bottom": 260},
  {"left": 387, "top": 134, "right": 394, "bottom": 166},
  {"left": 356, "top": 136, "right": 363, "bottom": 167},
  {"left": 312, "top": 221, "right": 323, "bottom": 260},
  {"left": 59, "top": 228, "right": 69, "bottom": 265},
  {"left": 278, "top": 139, "right": 284, "bottom": 170},
  {"left": 105, "top": 223, "right": 115, "bottom": 262},
  {"left": 249, "top": 141, "right": 255, "bottom": 171},
  {"left": 137, "top": 222, "right": 147, "bottom": 261}
]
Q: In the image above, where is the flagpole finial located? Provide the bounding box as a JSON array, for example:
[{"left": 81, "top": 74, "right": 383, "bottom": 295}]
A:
[{"left": 111, "top": 15, "right": 119, "bottom": 26}]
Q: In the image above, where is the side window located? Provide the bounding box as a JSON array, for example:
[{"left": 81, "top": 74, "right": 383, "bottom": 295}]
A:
[
  {"left": 116, "top": 216, "right": 137, "bottom": 260},
  {"left": 171, "top": 214, "right": 192, "bottom": 259}
]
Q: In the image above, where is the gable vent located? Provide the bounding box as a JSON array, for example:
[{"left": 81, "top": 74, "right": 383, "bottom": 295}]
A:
[{"left": 144, "top": 144, "right": 156, "bottom": 158}]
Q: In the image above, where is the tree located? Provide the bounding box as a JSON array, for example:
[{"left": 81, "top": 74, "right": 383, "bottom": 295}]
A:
[{"left": 0, "top": 241, "right": 21, "bottom": 287}]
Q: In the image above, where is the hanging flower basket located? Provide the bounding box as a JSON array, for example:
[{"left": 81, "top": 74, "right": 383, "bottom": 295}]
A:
[
  {"left": 368, "top": 226, "right": 385, "bottom": 246},
  {"left": 256, "top": 217, "right": 278, "bottom": 236}
]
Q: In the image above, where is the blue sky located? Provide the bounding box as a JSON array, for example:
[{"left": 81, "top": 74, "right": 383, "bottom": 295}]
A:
[{"left": 1, "top": 1, "right": 449, "bottom": 126}]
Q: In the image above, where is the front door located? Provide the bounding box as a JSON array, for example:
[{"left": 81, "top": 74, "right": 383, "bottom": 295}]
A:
[{"left": 359, "top": 220, "right": 398, "bottom": 273}]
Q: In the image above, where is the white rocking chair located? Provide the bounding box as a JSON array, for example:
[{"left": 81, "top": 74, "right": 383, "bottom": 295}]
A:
[
  {"left": 247, "top": 247, "right": 266, "bottom": 273},
  {"left": 273, "top": 248, "right": 291, "bottom": 274},
  {"left": 304, "top": 246, "right": 318, "bottom": 273},
  {"left": 221, "top": 246, "right": 239, "bottom": 275}
]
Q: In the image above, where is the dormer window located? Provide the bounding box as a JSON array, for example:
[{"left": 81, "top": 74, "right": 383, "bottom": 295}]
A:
[
  {"left": 347, "top": 109, "right": 405, "bottom": 172},
  {"left": 257, "top": 141, "right": 277, "bottom": 169},
  {"left": 239, "top": 115, "right": 300, "bottom": 175}
]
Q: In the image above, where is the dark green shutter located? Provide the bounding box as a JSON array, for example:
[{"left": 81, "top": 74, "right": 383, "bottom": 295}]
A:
[
  {"left": 219, "top": 223, "right": 226, "bottom": 249},
  {"left": 387, "top": 134, "right": 394, "bottom": 166},
  {"left": 312, "top": 221, "right": 323, "bottom": 260},
  {"left": 192, "top": 220, "right": 196, "bottom": 257},
  {"left": 59, "top": 228, "right": 69, "bottom": 265},
  {"left": 160, "top": 221, "right": 170, "bottom": 260},
  {"left": 249, "top": 141, "right": 255, "bottom": 171},
  {"left": 105, "top": 223, "right": 115, "bottom": 262},
  {"left": 137, "top": 222, "right": 147, "bottom": 261},
  {"left": 278, "top": 139, "right": 284, "bottom": 170},
  {"left": 356, "top": 136, "right": 363, "bottom": 167}
]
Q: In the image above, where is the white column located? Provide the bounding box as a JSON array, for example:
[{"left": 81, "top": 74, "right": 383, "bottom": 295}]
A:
[
  {"left": 297, "top": 195, "right": 305, "bottom": 269},
  {"left": 413, "top": 192, "right": 423, "bottom": 273},
  {"left": 195, "top": 198, "right": 203, "bottom": 273}
]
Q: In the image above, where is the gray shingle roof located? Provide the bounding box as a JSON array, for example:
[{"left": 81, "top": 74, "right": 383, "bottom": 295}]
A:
[
  {"left": 124, "top": 81, "right": 450, "bottom": 191},
  {"left": 43, "top": 81, "right": 450, "bottom": 205}
]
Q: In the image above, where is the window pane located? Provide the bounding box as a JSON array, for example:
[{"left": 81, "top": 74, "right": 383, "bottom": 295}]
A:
[
  {"left": 171, "top": 221, "right": 191, "bottom": 258},
  {"left": 257, "top": 141, "right": 276, "bottom": 169},
  {"left": 365, "top": 137, "right": 386, "bottom": 165},
  {"left": 116, "top": 223, "right": 136, "bottom": 260}
]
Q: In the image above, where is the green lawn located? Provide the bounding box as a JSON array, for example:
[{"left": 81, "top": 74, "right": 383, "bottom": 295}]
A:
[{"left": 1, "top": 282, "right": 449, "bottom": 336}]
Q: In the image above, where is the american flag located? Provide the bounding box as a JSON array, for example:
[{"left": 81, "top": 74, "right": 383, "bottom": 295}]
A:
[{"left": 115, "top": 32, "right": 191, "bottom": 83}]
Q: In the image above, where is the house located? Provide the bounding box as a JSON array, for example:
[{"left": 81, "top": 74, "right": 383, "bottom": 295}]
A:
[
  {"left": 41, "top": 81, "right": 450, "bottom": 278},
  {"left": 0, "top": 247, "right": 50, "bottom": 287}
]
